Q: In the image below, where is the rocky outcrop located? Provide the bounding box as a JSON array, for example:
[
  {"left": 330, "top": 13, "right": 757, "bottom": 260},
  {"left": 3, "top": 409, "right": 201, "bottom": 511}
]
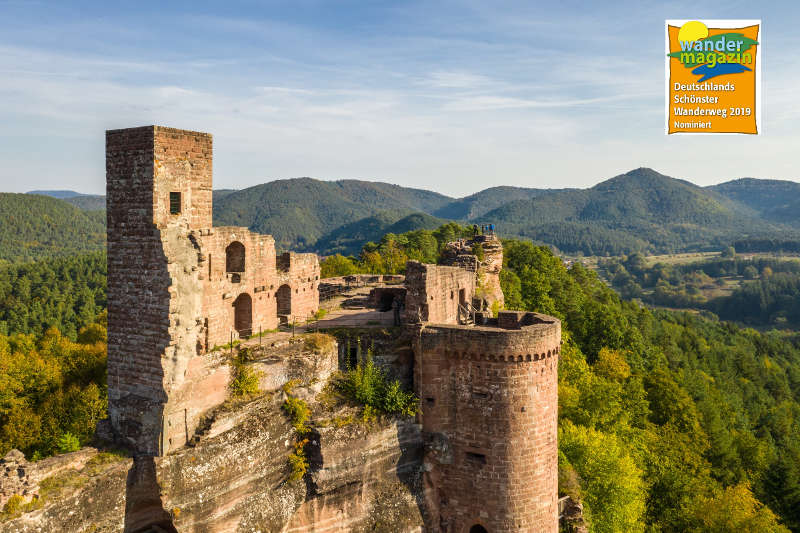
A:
[
  {"left": 560, "top": 496, "right": 589, "bottom": 533},
  {"left": 0, "top": 448, "right": 97, "bottom": 509},
  {"left": 286, "top": 419, "right": 424, "bottom": 532},
  {"left": 2, "top": 336, "right": 426, "bottom": 533},
  {"left": 3, "top": 395, "right": 426, "bottom": 532},
  {"left": 441, "top": 234, "right": 504, "bottom": 312}
]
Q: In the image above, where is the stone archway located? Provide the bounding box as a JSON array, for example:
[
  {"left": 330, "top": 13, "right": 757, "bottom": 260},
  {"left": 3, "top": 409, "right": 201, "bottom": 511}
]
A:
[
  {"left": 469, "top": 525, "right": 488, "bottom": 533},
  {"left": 233, "top": 293, "right": 252, "bottom": 337},
  {"left": 276, "top": 284, "right": 292, "bottom": 316}
]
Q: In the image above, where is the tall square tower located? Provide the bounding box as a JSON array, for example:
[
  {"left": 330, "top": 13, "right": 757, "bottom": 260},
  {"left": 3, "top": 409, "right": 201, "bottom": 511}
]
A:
[{"left": 106, "top": 126, "right": 216, "bottom": 455}]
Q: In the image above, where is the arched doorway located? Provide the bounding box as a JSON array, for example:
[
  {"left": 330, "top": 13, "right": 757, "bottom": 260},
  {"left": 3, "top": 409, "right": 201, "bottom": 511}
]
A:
[
  {"left": 276, "top": 284, "right": 292, "bottom": 315},
  {"left": 469, "top": 525, "right": 488, "bottom": 533},
  {"left": 226, "top": 241, "right": 245, "bottom": 272},
  {"left": 233, "top": 293, "right": 252, "bottom": 337}
]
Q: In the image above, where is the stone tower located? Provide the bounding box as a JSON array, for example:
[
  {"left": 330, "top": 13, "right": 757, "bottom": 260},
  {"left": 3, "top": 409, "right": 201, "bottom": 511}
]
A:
[
  {"left": 407, "top": 262, "right": 560, "bottom": 532},
  {"left": 415, "top": 311, "right": 560, "bottom": 532},
  {"left": 106, "top": 126, "right": 320, "bottom": 456},
  {"left": 106, "top": 126, "right": 216, "bottom": 456}
]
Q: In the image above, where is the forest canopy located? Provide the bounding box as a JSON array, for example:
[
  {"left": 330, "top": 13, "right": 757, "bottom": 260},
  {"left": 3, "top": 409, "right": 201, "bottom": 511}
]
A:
[{"left": 1, "top": 224, "right": 798, "bottom": 531}]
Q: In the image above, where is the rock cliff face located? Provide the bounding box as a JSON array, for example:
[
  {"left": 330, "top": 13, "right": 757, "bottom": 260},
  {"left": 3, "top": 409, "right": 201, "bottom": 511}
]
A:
[
  {"left": 440, "top": 234, "right": 504, "bottom": 312},
  {"left": 2, "top": 337, "right": 427, "bottom": 532}
]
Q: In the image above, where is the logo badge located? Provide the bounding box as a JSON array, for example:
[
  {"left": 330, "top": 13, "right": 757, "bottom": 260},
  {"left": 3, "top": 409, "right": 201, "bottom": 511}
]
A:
[{"left": 665, "top": 20, "right": 761, "bottom": 135}]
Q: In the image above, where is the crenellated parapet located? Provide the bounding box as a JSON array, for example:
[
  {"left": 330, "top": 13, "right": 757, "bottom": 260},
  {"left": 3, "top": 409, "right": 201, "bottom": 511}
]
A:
[{"left": 414, "top": 310, "right": 560, "bottom": 533}]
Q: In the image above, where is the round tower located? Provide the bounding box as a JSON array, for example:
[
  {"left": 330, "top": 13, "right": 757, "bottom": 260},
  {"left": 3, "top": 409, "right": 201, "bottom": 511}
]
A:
[{"left": 414, "top": 311, "right": 560, "bottom": 532}]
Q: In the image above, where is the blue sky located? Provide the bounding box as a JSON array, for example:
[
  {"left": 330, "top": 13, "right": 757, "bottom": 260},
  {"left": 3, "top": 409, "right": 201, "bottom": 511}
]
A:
[{"left": 1, "top": 0, "right": 798, "bottom": 196}]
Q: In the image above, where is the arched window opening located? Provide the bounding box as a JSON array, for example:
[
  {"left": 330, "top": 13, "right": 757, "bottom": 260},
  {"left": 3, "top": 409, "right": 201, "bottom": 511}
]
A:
[
  {"left": 470, "top": 525, "right": 488, "bottom": 533},
  {"left": 276, "top": 284, "right": 292, "bottom": 315},
  {"left": 226, "top": 241, "right": 245, "bottom": 273},
  {"left": 233, "top": 293, "right": 252, "bottom": 338}
]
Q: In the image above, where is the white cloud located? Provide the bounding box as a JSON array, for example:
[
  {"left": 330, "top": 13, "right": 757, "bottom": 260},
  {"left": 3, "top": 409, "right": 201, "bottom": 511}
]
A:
[{"left": 1, "top": 2, "right": 800, "bottom": 196}]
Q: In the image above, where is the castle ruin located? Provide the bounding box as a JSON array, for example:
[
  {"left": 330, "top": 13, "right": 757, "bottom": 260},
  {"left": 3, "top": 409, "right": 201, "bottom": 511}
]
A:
[
  {"left": 102, "top": 126, "right": 560, "bottom": 532},
  {"left": 106, "top": 126, "right": 319, "bottom": 455}
]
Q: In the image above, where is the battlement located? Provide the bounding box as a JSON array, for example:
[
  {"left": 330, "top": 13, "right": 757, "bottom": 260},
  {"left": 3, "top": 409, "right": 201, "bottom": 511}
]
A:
[
  {"left": 418, "top": 313, "right": 561, "bottom": 363},
  {"left": 415, "top": 313, "right": 560, "bottom": 532}
]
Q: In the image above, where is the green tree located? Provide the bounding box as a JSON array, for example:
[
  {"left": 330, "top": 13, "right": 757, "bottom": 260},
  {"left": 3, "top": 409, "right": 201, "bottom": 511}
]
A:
[
  {"left": 56, "top": 432, "right": 80, "bottom": 454},
  {"left": 320, "top": 254, "right": 359, "bottom": 278},
  {"left": 688, "top": 483, "right": 790, "bottom": 533},
  {"left": 559, "top": 421, "right": 646, "bottom": 533}
]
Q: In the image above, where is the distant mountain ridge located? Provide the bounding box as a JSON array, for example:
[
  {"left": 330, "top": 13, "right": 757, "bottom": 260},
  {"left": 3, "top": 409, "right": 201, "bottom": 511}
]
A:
[
  {"left": 28, "top": 190, "right": 106, "bottom": 210},
  {"left": 0, "top": 193, "right": 106, "bottom": 263},
  {"left": 212, "top": 178, "right": 453, "bottom": 250},
  {"left": 8, "top": 170, "right": 800, "bottom": 260},
  {"left": 709, "top": 177, "right": 800, "bottom": 226},
  {"left": 432, "top": 186, "right": 571, "bottom": 220},
  {"left": 479, "top": 168, "right": 793, "bottom": 254},
  {"left": 27, "top": 190, "right": 88, "bottom": 199}
]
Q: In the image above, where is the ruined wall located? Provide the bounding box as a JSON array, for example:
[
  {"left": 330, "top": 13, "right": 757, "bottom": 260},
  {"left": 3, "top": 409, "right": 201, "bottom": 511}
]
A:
[
  {"left": 404, "top": 261, "right": 474, "bottom": 325},
  {"left": 107, "top": 126, "right": 215, "bottom": 455},
  {"left": 193, "top": 227, "right": 279, "bottom": 349},
  {"left": 276, "top": 252, "right": 321, "bottom": 323},
  {"left": 441, "top": 234, "right": 504, "bottom": 311},
  {"left": 414, "top": 311, "right": 561, "bottom": 533},
  {"left": 106, "top": 126, "right": 322, "bottom": 455}
]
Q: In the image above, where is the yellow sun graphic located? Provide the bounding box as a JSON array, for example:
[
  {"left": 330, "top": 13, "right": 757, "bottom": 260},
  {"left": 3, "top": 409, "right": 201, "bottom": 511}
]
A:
[{"left": 678, "top": 20, "right": 709, "bottom": 42}]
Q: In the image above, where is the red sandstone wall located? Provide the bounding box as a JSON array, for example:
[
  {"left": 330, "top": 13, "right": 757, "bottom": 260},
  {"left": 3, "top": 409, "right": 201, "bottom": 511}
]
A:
[
  {"left": 107, "top": 126, "right": 172, "bottom": 455},
  {"left": 107, "top": 127, "right": 229, "bottom": 455},
  {"left": 152, "top": 127, "right": 212, "bottom": 230},
  {"left": 404, "top": 261, "right": 474, "bottom": 325},
  {"left": 415, "top": 316, "right": 561, "bottom": 532},
  {"left": 277, "top": 252, "right": 320, "bottom": 323},
  {"left": 106, "top": 125, "right": 320, "bottom": 455},
  {"left": 195, "top": 227, "right": 280, "bottom": 349}
]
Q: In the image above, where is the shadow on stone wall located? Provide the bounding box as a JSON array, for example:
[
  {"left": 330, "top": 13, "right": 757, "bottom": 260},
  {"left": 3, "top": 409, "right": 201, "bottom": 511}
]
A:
[
  {"left": 396, "top": 421, "right": 431, "bottom": 530},
  {"left": 123, "top": 456, "right": 177, "bottom": 533}
]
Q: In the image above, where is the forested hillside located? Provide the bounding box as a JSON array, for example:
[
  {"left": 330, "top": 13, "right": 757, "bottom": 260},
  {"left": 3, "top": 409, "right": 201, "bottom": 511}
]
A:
[
  {"left": 0, "top": 252, "right": 106, "bottom": 339},
  {"left": 313, "top": 211, "right": 449, "bottom": 256},
  {"left": 211, "top": 170, "right": 800, "bottom": 255},
  {"left": 321, "top": 224, "right": 800, "bottom": 532},
  {"left": 710, "top": 178, "right": 800, "bottom": 226},
  {"left": 0, "top": 194, "right": 106, "bottom": 264},
  {"left": 1, "top": 222, "right": 799, "bottom": 530},
  {"left": 10, "top": 170, "right": 800, "bottom": 259},
  {"left": 501, "top": 242, "right": 798, "bottom": 532},
  {"left": 212, "top": 178, "right": 453, "bottom": 250},
  {"left": 482, "top": 168, "right": 794, "bottom": 255},
  {"left": 432, "top": 185, "right": 563, "bottom": 220},
  {"left": 603, "top": 253, "right": 800, "bottom": 329}
]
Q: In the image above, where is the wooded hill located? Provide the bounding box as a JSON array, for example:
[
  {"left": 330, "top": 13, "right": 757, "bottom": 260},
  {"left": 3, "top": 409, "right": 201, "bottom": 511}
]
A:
[
  {"left": 2, "top": 224, "right": 799, "bottom": 531},
  {"left": 13, "top": 169, "right": 800, "bottom": 260},
  {"left": 0, "top": 194, "right": 106, "bottom": 264}
]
